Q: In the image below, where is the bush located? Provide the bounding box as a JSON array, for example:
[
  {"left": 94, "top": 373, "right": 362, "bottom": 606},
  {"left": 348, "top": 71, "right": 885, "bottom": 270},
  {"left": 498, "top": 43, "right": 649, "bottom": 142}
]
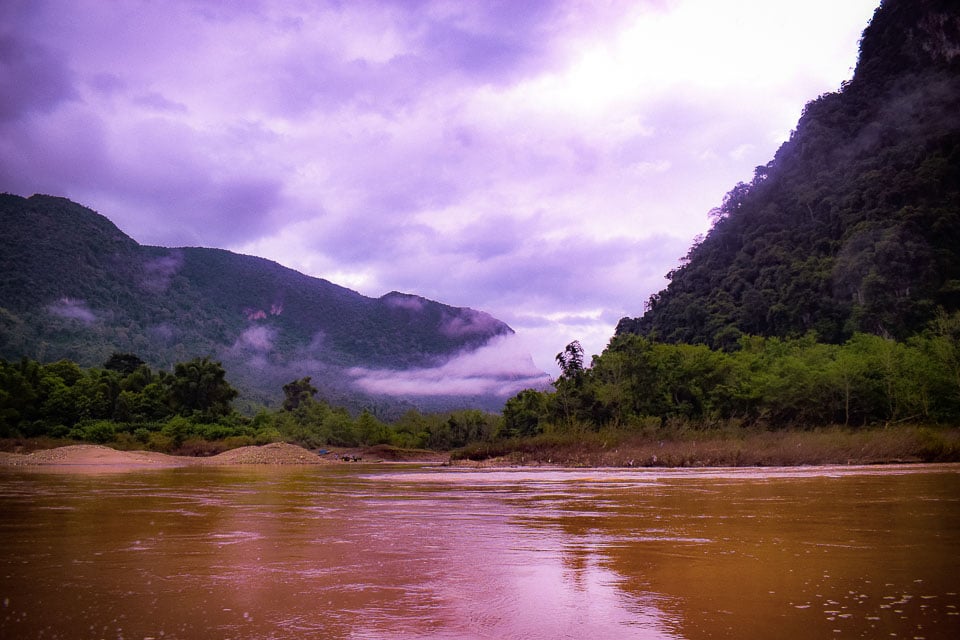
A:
[
  {"left": 254, "top": 427, "right": 282, "bottom": 445},
  {"left": 112, "top": 432, "right": 142, "bottom": 450},
  {"left": 161, "top": 415, "right": 196, "bottom": 448},
  {"left": 73, "top": 420, "right": 116, "bottom": 444},
  {"left": 914, "top": 426, "right": 960, "bottom": 462},
  {"left": 147, "top": 432, "right": 174, "bottom": 452},
  {"left": 175, "top": 437, "right": 227, "bottom": 457},
  {"left": 195, "top": 423, "right": 247, "bottom": 440},
  {"left": 221, "top": 435, "right": 255, "bottom": 449}
]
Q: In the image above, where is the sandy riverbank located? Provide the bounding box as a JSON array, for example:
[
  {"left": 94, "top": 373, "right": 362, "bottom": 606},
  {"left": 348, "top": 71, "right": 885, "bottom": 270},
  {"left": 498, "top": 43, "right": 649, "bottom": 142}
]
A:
[
  {"left": 0, "top": 442, "right": 350, "bottom": 469},
  {"left": 3, "top": 426, "right": 958, "bottom": 472}
]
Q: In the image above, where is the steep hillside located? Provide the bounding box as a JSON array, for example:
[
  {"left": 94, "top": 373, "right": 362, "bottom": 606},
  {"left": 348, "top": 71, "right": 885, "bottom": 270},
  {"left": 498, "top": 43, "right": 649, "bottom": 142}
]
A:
[
  {"left": 0, "top": 194, "right": 548, "bottom": 413},
  {"left": 618, "top": 0, "right": 960, "bottom": 347}
]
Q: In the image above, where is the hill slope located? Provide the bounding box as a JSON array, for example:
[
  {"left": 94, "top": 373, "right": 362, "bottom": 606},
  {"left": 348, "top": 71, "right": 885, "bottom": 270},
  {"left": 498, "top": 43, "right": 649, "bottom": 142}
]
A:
[
  {"left": 0, "top": 194, "right": 548, "bottom": 413},
  {"left": 617, "top": 0, "right": 960, "bottom": 348}
]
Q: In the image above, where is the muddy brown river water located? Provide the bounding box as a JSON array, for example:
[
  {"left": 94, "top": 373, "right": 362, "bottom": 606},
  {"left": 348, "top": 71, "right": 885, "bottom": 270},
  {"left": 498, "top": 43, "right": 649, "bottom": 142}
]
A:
[{"left": 0, "top": 464, "right": 958, "bottom": 639}]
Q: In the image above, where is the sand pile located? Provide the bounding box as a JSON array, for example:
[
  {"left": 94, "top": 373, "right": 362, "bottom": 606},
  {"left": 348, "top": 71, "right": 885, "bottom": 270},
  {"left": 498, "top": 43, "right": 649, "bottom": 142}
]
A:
[
  {"left": 0, "top": 442, "right": 330, "bottom": 468},
  {"left": 198, "top": 442, "right": 330, "bottom": 465},
  {"left": 0, "top": 444, "right": 184, "bottom": 467}
]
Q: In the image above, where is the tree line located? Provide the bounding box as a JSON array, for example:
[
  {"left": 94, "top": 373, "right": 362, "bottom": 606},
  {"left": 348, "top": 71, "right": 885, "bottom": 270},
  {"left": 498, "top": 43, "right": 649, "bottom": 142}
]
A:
[
  {"left": 4, "top": 312, "right": 958, "bottom": 456},
  {"left": 504, "top": 312, "right": 960, "bottom": 437},
  {"left": 0, "top": 353, "right": 500, "bottom": 453}
]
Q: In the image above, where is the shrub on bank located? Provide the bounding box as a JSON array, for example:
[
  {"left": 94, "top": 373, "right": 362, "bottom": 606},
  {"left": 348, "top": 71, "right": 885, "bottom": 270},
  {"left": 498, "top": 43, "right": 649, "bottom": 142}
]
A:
[{"left": 452, "top": 424, "right": 960, "bottom": 467}]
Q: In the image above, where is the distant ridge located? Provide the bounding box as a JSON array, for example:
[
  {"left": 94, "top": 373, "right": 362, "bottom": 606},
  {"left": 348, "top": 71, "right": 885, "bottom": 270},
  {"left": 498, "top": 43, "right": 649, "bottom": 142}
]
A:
[
  {"left": 0, "top": 193, "right": 549, "bottom": 414},
  {"left": 618, "top": 0, "right": 960, "bottom": 347}
]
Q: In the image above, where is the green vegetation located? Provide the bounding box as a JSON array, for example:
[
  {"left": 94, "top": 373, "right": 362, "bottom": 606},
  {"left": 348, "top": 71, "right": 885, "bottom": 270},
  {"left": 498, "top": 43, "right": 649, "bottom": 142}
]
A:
[
  {"left": 1, "top": 354, "right": 250, "bottom": 451},
  {"left": 3, "top": 325, "right": 959, "bottom": 467},
  {"left": 506, "top": 314, "right": 960, "bottom": 435},
  {"left": 617, "top": 0, "right": 960, "bottom": 348},
  {"left": 455, "top": 312, "right": 960, "bottom": 465},
  {"left": 0, "top": 353, "right": 502, "bottom": 456}
]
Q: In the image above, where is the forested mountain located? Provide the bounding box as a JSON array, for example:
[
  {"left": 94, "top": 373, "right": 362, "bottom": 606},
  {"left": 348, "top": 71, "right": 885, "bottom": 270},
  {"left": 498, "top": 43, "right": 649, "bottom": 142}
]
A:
[
  {"left": 617, "top": 0, "right": 960, "bottom": 348},
  {"left": 0, "top": 194, "right": 547, "bottom": 413}
]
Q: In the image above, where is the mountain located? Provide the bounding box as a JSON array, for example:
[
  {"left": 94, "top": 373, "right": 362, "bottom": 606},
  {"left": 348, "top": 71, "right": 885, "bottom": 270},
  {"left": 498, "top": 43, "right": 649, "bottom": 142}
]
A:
[
  {"left": 617, "top": 0, "right": 960, "bottom": 348},
  {"left": 0, "top": 194, "right": 549, "bottom": 414}
]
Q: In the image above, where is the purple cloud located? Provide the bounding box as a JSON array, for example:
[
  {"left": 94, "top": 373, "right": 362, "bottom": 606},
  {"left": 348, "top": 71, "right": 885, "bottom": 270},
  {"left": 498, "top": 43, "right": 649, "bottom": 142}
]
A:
[
  {"left": 0, "top": 34, "right": 77, "bottom": 122},
  {"left": 142, "top": 250, "right": 184, "bottom": 293},
  {"left": 382, "top": 293, "right": 425, "bottom": 312},
  {"left": 1, "top": 0, "right": 881, "bottom": 375},
  {"left": 47, "top": 298, "right": 96, "bottom": 324},
  {"left": 133, "top": 92, "right": 188, "bottom": 113},
  {"left": 439, "top": 308, "right": 504, "bottom": 339},
  {"left": 349, "top": 334, "right": 550, "bottom": 398},
  {"left": 236, "top": 326, "right": 275, "bottom": 353}
]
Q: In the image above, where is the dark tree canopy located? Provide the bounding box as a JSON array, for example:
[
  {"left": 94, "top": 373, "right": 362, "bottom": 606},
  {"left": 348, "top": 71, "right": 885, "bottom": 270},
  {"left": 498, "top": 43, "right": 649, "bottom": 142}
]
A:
[
  {"left": 555, "top": 341, "right": 585, "bottom": 379},
  {"left": 103, "top": 353, "right": 145, "bottom": 376},
  {"left": 618, "top": 0, "right": 960, "bottom": 348},
  {"left": 170, "top": 357, "right": 238, "bottom": 420},
  {"left": 282, "top": 376, "right": 318, "bottom": 411}
]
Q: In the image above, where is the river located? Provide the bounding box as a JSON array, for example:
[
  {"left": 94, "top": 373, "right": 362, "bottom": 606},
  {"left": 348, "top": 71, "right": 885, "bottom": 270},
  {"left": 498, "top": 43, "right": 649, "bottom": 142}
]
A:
[{"left": 1, "top": 464, "right": 958, "bottom": 639}]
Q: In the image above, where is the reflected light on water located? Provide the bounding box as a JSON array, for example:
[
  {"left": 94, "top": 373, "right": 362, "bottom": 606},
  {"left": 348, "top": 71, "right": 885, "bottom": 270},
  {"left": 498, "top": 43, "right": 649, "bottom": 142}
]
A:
[{"left": 1, "top": 464, "right": 958, "bottom": 639}]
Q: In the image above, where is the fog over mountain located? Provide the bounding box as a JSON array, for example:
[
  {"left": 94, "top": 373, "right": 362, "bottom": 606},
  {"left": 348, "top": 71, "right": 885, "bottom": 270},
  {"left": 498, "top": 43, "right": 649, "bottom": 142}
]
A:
[{"left": 0, "top": 194, "right": 549, "bottom": 415}]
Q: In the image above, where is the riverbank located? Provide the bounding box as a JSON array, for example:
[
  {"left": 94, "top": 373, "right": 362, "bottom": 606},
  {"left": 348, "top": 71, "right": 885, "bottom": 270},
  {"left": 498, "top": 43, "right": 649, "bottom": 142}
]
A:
[
  {"left": 451, "top": 424, "right": 960, "bottom": 467},
  {"left": 2, "top": 425, "right": 958, "bottom": 470},
  {"left": 0, "top": 442, "right": 447, "bottom": 469},
  {"left": 0, "top": 442, "right": 338, "bottom": 468}
]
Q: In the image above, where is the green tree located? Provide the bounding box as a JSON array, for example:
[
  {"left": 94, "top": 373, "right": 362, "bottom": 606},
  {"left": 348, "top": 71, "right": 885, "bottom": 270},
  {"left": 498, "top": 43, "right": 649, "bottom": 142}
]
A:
[
  {"left": 553, "top": 340, "right": 592, "bottom": 427},
  {"left": 103, "top": 353, "right": 145, "bottom": 376},
  {"left": 282, "top": 377, "right": 318, "bottom": 411},
  {"left": 169, "top": 357, "right": 237, "bottom": 420},
  {"left": 357, "top": 410, "right": 391, "bottom": 445},
  {"left": 391, "top": 409, "right": 430, "bottom": 449},
  {"left": 555, "top": 340, "right": 585, "bottom": 379},
  {"left": 502, "top": 389, "right": 548, "bottom": 438},
  {"left": 0, "top": 358, "right": 40, "bottom": 436},
  {"left": 826, "top": 342, "right": 869, "bottom": 425},
  {"left": 924, "top": 310, "right": 960, "bottom": 418},
  {"left": 161, "top": 415, "right": 195, "bottom": 449},
  {"left": 324, "top": 409, "right": 357, "bottom": 446},
  {"left": 446, "top": 410, "right": 498, "bottom": 448}
]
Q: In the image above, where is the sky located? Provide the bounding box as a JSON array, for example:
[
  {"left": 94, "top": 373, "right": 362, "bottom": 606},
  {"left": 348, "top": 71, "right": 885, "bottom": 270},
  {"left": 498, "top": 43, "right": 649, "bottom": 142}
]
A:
[{"left": 1, "top": 0, "right": 881, "bottom": 377}]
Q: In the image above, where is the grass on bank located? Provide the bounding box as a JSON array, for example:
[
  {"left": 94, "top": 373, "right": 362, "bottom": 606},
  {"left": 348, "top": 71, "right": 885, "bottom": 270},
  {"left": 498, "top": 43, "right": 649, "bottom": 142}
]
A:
[{"left": 451, "top": 423, "right": 960, "bottom": 467}]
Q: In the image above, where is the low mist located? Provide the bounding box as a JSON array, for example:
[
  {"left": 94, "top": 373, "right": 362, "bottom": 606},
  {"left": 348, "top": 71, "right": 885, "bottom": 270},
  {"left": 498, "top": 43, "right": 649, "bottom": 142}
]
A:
[{"left": 348, "top": 334, "right": 551, "bottom": 399}]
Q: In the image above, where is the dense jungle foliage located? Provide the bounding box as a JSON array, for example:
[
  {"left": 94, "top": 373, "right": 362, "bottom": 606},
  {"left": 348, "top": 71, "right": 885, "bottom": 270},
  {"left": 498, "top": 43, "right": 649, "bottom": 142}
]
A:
[
  {"left": 617, "top": 0, "right": 960, "bottom": 348},
  {"left": 0, "top": 354, "right": 500, "bottom": 453},
  {"left": 4, "top": 308, "right": 959, "bottom": 457},
  {"left": 502, "top": 313, "right": 960, "bottom": 438}
]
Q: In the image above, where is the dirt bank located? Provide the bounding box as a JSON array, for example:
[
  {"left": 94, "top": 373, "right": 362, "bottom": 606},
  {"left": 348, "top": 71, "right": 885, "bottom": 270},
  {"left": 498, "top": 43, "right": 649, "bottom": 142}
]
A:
[
  {"left": 0, "top": 442, "right": 335, "bottom": 469},
  {"left": 450, "top": 426, "right": 960, "bottom": 468},
  {"left": 0, "top": 442, "right": 452, "bottom": 471}
]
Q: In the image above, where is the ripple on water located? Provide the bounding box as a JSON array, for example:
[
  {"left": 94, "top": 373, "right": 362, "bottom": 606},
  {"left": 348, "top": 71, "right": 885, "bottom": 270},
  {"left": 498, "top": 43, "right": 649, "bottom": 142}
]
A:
[{"left": 207, "top": 530, "right": 265, "bottom": 545}]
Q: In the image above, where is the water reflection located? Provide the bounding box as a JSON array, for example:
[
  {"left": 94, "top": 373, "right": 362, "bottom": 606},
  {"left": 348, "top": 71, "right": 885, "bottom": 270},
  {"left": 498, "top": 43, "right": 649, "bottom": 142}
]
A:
[{"left": 0, "top": 465, "right": 957, "bottom": 639}]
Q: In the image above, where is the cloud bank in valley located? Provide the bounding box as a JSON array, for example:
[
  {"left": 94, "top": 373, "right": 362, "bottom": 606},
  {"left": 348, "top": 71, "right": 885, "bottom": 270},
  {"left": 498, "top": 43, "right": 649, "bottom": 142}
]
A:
[
  {"left": 0, "top": 0, "right": 880, "bottom": 373},
  {"left": 349, "top": 334, "right": 551, "bottom": 398}
]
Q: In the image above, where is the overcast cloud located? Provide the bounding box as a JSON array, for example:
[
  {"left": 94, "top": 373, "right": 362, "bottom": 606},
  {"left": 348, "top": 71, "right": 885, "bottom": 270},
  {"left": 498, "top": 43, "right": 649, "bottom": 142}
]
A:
[{"left": 1, "top": 0, "right": 880, "bottom": 374}]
